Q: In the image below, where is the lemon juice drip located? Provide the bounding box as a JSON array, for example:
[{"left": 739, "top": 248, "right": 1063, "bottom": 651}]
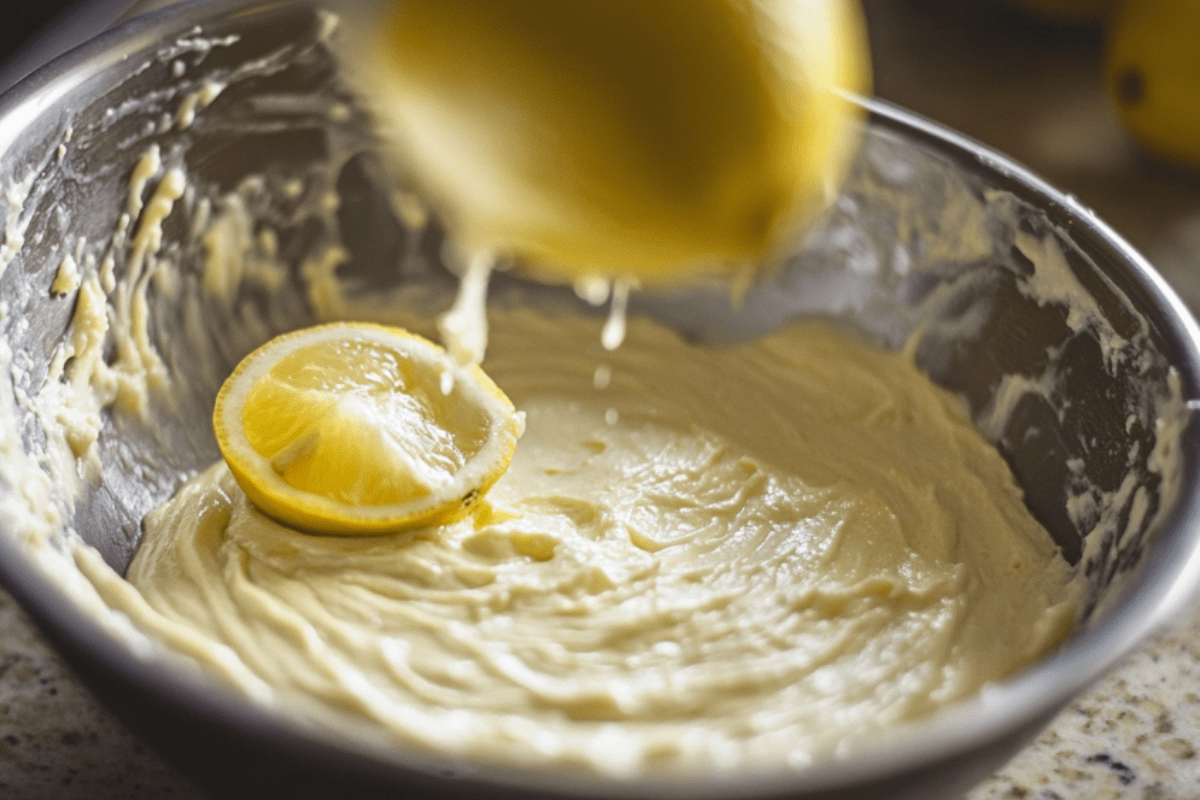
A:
[
  {"left": 601, "top": 279, "right": 634, "bottom": 351},
  {"left": 436, "top": 252, "right": 494, "bottom": 384}
]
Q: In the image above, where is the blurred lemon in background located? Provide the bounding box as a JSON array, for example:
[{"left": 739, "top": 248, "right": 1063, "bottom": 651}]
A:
[
  {"left": 354, "top": 0, "right": 870, "bottom": 286},
  {"left": 1106, "top": 0, "right": 1200, "bottom": 171}
]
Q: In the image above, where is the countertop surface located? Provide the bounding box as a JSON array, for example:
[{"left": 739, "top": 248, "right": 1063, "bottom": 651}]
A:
[{"left": 2, "top": 0, "right": 1200, "bottom": 798}]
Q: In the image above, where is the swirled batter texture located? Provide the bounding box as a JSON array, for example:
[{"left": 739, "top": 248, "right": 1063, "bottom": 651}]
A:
[{"left": 128, "top": 310, "right": 1078, "bottom": 775}]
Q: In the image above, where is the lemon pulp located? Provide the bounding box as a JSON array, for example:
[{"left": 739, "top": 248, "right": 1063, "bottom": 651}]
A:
[{"left": 213, "top": 322, "right": 523, "bottom": 535}]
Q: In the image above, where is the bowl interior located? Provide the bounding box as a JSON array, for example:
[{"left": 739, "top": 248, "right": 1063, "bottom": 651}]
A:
[{"left": 0, "top": 1, "right": 1198, "bottom": 797}]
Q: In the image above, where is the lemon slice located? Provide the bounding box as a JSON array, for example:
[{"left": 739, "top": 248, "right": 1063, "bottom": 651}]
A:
[
  {"left": 351, "top": 0, "right": 870, "bottom": 285},
  {"left": 213, "top": 322, "right": 523, "bottom": 536}
]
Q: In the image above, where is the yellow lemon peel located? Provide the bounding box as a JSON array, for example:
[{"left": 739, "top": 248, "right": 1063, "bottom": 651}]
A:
[{"left": 1106, "top": 0, "right": 1200, "bottom": 171}]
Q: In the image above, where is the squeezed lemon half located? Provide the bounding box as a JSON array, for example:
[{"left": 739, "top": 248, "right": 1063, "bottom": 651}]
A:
[
  {"left": 356, "top": 0, "right": 871, "bottom": 285},
  {"left": 213, "top": 322, "right": 523, "bottom": 536}
]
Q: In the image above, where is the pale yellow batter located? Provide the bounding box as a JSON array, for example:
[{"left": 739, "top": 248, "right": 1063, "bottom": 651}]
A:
[{"left": 126, "top": 308, "right": 1079, "bottom": 775}]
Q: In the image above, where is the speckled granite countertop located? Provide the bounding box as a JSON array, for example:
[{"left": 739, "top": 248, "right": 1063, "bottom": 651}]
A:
[{"left": 2, "top": 1, "right": 1200, "bottom": 798}]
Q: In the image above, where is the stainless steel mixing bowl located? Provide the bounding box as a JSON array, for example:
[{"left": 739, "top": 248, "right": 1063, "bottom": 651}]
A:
[{"left": 1, "top": 1, "right": 1199, "bottom": 798}]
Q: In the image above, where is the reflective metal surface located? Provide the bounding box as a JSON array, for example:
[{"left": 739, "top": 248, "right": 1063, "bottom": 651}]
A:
[{"left": 0, "top": 1, "right": 1198, "bottom": 798}]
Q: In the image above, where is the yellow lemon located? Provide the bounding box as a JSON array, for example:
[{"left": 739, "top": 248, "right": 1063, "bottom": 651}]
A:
[
  {"left": 1106, "top": 0, "right": 1200, "bottom": 170},
  {"left": 353, "top": 0, "right": 870, "bottom": 285},
  {"left": 213, "top": 322, "right": 523, "bottom": 536}
]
